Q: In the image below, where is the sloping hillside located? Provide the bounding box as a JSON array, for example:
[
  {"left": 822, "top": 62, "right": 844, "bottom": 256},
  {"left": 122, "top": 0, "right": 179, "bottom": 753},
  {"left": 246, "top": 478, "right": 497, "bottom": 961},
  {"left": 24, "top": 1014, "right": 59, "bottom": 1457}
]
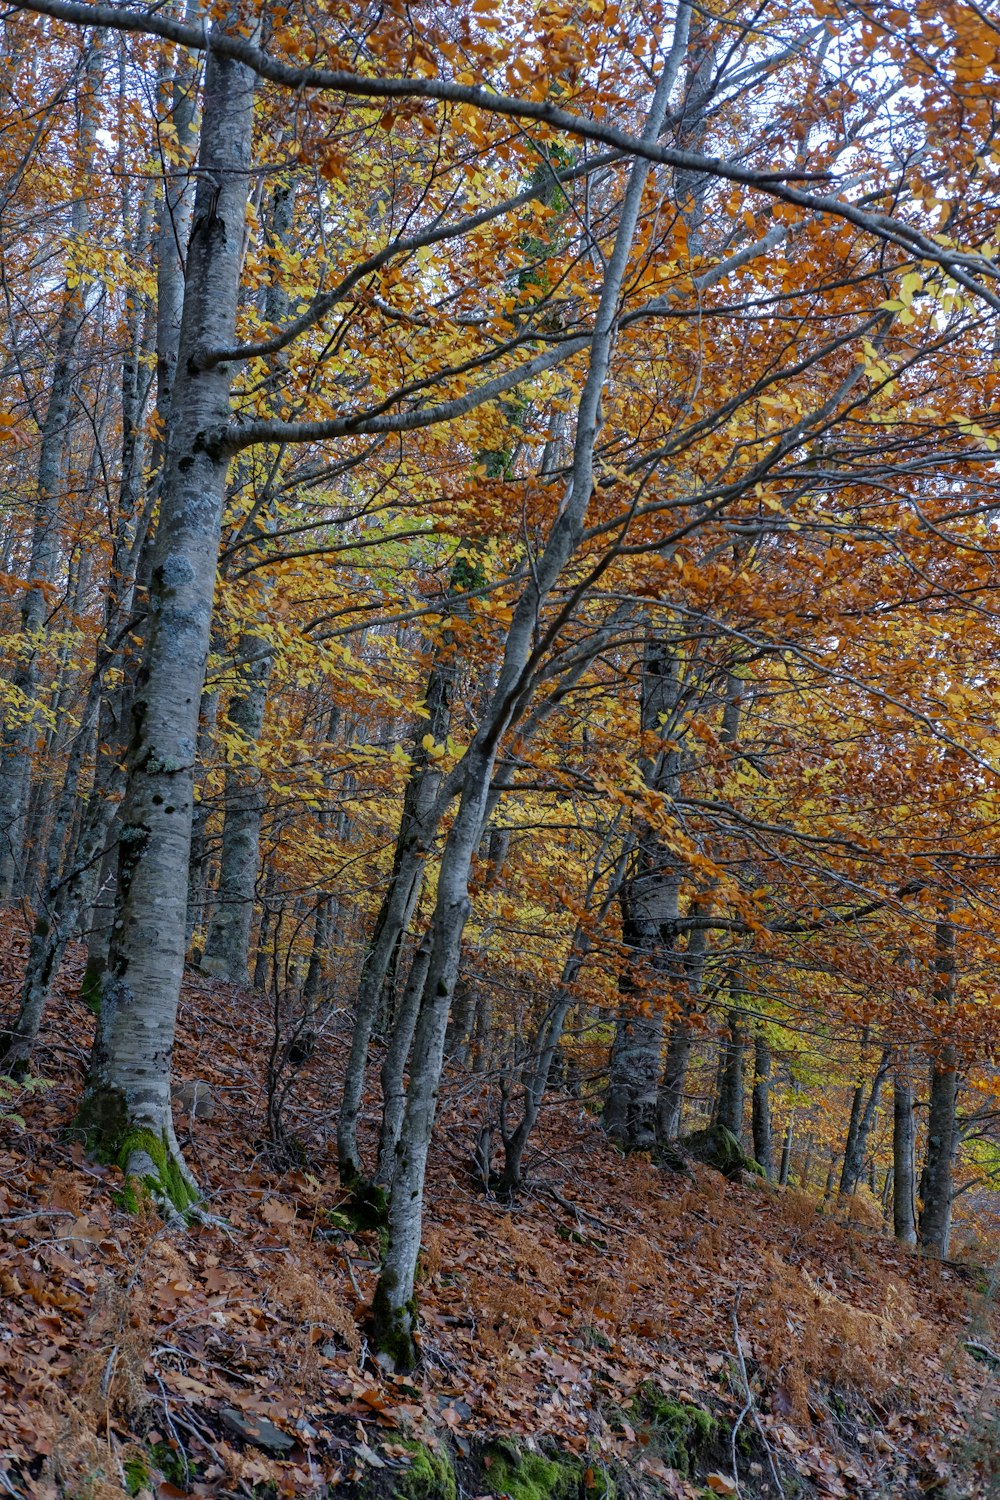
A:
[{"left": 0, "top": 935, "right": 996, "bottom": 1500}]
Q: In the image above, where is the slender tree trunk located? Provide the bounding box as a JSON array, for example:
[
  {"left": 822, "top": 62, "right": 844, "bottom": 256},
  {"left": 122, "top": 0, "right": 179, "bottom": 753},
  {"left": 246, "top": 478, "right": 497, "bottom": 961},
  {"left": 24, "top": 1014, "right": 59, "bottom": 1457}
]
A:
[
  {"left": 200, "top": 651, "right": 270, "bottom": 984},
  {"left": 0, "top": 39, "right": 103, "bottom": 896},
  {"left": 605, "top": 639, "right": 683, "bottom": 1149},
  {"left": 779, "top": 1117, "right": 794, "bottom": 1186},
  {"left": 840, "top": 1046, "right": 891, "bottom": 1196},
  {"left": 337, "top": 608, "right": 460, "bottom": 1182},
  {"left": 375, "top": 934, "right": 432, "bottom": 1187},
  {"left": 893, "top": 1052, "right": 917, "bottom": 1247},
  {"left": 918, "top": 903, "right": 958, "bottom": 1256},
  {"left": 372, "top": 20, "right": 693, "bottom": 1362},
  {"left": 658, "top": 1007, "right": 695, "bottom": 1139},
  {"left": 715, "top": 991, "right": 746, "bottom": 1140},
  {"left": 74, "top": 31, "right": 256, "bottom": 1207},
  {"left": 752, "top": 1031, "right": 773, "bottom": 1179}
]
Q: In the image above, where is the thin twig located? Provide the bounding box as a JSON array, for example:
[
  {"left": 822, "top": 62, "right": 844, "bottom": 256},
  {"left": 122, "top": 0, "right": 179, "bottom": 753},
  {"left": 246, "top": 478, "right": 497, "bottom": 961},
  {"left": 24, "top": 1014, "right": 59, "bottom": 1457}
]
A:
[
  {"left": 341, "top": 1250, "right": 362, "bottom": 1301},
  {"left": 731, "top": 1288, "right": 784, "bottom": 1497}
]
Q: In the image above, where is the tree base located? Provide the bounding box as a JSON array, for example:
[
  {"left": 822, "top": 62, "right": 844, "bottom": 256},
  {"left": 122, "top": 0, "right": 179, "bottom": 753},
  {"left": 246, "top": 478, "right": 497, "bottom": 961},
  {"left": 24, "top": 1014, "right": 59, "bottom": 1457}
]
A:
[
  {"left": 371, "top": 1268, "right": 419, "bottom": 1372},
  {"left": 73, "top": 1086, "right": 198, "bottom": 1215}
]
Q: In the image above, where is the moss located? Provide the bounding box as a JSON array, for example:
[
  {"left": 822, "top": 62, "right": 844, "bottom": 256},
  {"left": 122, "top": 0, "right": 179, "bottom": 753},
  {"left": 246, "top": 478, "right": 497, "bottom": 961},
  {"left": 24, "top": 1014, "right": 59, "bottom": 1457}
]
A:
[
  {"left": 630, "top": 1386, "right": 718, "bottom": 1480},
  {"left": 371, "top": 1270, "right": 418, "bottom": 1371},
  {"left": 484, "top": 1442, "right": 582, "bottom": 1500},
  {"left": 80, "top": 959, "right": 102, "bottom": 1014},
  {"left": 148, "top": 1440, "right": 192, "bottom": 1489},
  {"left": 397, "top": 1441, "right": 456, "bottom": 1500},
  {"left": 75, "top": 1092, "right": 196, "bottom": 1215},
  {"left": 582, "top": 1468, "right": 615, "bottom": 1500},
  {"left": 123, "top": 1454, "right": 150, "bottom": 1496},
  {"left": 679, "top": 1125, "right": 763, "bottom": 1181}
]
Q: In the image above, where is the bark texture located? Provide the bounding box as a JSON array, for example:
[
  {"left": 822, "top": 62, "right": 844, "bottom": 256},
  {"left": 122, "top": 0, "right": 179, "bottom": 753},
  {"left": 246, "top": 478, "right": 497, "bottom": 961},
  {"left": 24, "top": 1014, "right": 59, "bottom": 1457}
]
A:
[{"left": 78, "top": 31, "right": 256, "bottom": 1202}]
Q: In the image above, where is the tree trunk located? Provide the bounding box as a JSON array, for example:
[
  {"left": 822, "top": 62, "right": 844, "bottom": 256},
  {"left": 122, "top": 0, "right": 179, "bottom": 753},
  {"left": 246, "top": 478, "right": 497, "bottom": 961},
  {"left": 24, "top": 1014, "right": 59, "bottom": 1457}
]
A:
[
  {"left": 201, "top": 176, "right": 296, "bottom": 985},
  {"left": 715, "top": 990, "right": 746, "bottom": 1140},
  {"left": 779, "top": 1116, "right": 794, "bottom": 1186},
  {"left": 605, "top": 638, "right": 683, "bottom": 1149},
  {"left": 337, "top": 605, "right": 461, "bottom": 1182},
  {"left": 893, "top": 1058, "right": 917, "bottom": 1246},
  {"left": 372, "top": 21, "right": 693, "bottom": 1363},
  {"left": 75, "top": 31, "right": 256, "bottom": 1209},
  {"left": 200, "top": 650, "right": 270, "bottom": 984},
  {"left": 918, "top": 903, "right": 957, "bottom": 1256},
  {"left": 751, "top": 1031, "right": 773, "bottom": 1179},
  {"left": 0, "top": 43, "right": 103, "bottom": 898},
  {"left": 919, "top": 1044, "right": 958, "bottom": 1255},
  {"left": 375, "top": 934, "right": 433, "bottom": 1188},
  {"left": 839, "top": 1046, "right": 891, "bottom": 1196}
]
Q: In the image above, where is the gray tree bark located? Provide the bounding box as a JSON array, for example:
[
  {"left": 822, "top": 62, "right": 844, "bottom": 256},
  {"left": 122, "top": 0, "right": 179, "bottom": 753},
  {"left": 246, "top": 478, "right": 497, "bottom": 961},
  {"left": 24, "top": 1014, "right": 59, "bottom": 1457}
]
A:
[
  {"left": 751, "top": 1031, "right": 773, "bottom": 1179},
  {"left": 372, "top": 14, "right": 693, "bottom": 1364},
  {"left": 75, "top": 28, "right": 256, "bottom": 1207},
  {"left": 839, "top": 1046, "right": 890, "bottom": 1196},
  {"left": 0, "top": 38, "right": 104, "bottom": 899},
  {"left": 918, "top": 903, "right": 958, "bottom": 1256},
  {"left": 201, "top": 176, "right": 297, "bottom": 985},
  {"left": 604, "top": 639, "right": 684, "bottom": 1149},
  {"left": 892, "top": 1052, "right": 917, "bottom": 1247}
]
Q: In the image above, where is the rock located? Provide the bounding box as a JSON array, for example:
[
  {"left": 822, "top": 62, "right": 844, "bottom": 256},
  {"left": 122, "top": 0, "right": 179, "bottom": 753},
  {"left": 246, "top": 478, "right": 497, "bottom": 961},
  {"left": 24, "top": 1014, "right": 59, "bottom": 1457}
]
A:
[
  {"left": 219, "top": 1405, "right": 295, "bottom": 1454},
  {"left": 171, "top": 1079, "right": 216, "bottom": 1119},
  {"left": 677, "top": 1124, "right": 764, "bottom": 1181},
  {"left": 198, "top": 954, "right": 232, "bottom": 980}
]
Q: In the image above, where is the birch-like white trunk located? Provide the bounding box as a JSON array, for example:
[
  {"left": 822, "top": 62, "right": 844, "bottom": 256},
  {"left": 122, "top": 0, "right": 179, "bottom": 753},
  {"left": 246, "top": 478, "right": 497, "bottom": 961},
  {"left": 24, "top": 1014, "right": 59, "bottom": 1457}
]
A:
[
  {"left": 0, "top": 42, "right": 104, "bottom": 898},
  {"left": 75, "top": 32, "right": 255, "bottom": 1205},
  {"left": 372, "top": 11, "right": 692, "bottom": 1364}
]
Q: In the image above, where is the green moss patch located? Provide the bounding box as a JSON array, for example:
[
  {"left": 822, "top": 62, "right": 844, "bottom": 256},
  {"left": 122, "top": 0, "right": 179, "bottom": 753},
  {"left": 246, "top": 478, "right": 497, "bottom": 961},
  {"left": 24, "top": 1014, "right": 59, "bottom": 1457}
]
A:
[
  {"left": 678, "top": 1124, "right": 765, "bottom": 1181},
  {"left": 484, "top": 1440, "right": 583, "bottom": 1500},
  {"left": 74, "top": 1089, "right": 197, "bottom": 1215},
  {"left": 397, "top": 1440, "right": 456, "bottom": 1500},
  {"left": 628, "top": 1384, "right": 720, "bottom": 1480}
]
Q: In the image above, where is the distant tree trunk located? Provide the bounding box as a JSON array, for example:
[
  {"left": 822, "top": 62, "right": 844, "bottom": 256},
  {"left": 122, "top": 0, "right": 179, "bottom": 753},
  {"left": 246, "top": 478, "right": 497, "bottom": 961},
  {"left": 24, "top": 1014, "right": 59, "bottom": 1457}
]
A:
[
  {"left": 444, "top": 974, "right": 475, "bottom": 1066},
  {"left": 752, "top": 1032, "right": 774, "bottom": 1179},
  {"left": 469, "top": 986, "right": 492, "bottom": 1072},
  {"left": 337, "top": 615, "right": 460, "bottom": 1183},
  {"left": 253, "top": 866, "right": 278, "bottom": 990},
  {"left": 918, "top": 902, "right": 958, "bottom": 1256},
  {"left": 779, "top": 1117, "right": 794, "bottom": 1186},
  {"left": 185, "top": 677, "right": 222, "bottom": 945},
  {"left": 715, "top": 986, "right": 746, "bottom": 1140},
  {"left": 840, "top": 1046, "right": 891, "bottom": 1196},
  {"left": 0, "top": 41, "right": 104, "bottom": 900},
  {"left": 657, "top": 1013, "right": 694, "bottom": 1139},
  {"left": 496, "top": 868, "right": 618, "bottom": 1198},
  {"left": 893, "top": 1052, "right": 917, "bottom": 1247},
  {"left": 74, "top": 33, "right": 256, "bottom": 1206},
  {"left": 372, "top": 31, "right": 691, "bottom": 1363},
  {"left": 799, "top": 1134, "right": 814, "bottom": 1190},
  {"left": 200, "top": 651, "right": 269, "bottom": 984},
  {"left": 656, "top": 903, "right": 710, "bottom": 1140},
  {"left": 605, "top": 639, "right": 683, "bottom": 1150}
]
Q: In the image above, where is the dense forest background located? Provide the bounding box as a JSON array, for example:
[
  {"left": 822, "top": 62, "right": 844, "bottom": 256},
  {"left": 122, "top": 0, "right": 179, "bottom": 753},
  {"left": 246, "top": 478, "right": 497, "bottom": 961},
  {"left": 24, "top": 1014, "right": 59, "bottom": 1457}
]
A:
[{"left": 0, "top": 0, "right": 999, "bottom": 1495}]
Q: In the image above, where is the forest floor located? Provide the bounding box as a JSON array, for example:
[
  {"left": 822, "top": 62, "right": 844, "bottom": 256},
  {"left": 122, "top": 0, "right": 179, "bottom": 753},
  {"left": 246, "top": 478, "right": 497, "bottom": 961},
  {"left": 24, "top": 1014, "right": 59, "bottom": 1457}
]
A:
[{"left": 0, "top": 927, "right": 997, "bottom": 1500}]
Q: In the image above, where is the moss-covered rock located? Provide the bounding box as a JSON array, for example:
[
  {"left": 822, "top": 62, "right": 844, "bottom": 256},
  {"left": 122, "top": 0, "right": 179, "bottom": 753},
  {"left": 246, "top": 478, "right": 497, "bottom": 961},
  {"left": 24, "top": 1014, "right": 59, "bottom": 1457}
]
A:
[
  {"left": 397, "top": 1441, "right": 456, "bottom": 1500},
  {"left": 484, "top": 1440, "right": 582, "bottom": 1500},
  {"left": 630, "top": 1385, "right": 720, "bottom": 1479},
  {"left": 678, "top": 1124, "right": 765, "bottom": 1181}
]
